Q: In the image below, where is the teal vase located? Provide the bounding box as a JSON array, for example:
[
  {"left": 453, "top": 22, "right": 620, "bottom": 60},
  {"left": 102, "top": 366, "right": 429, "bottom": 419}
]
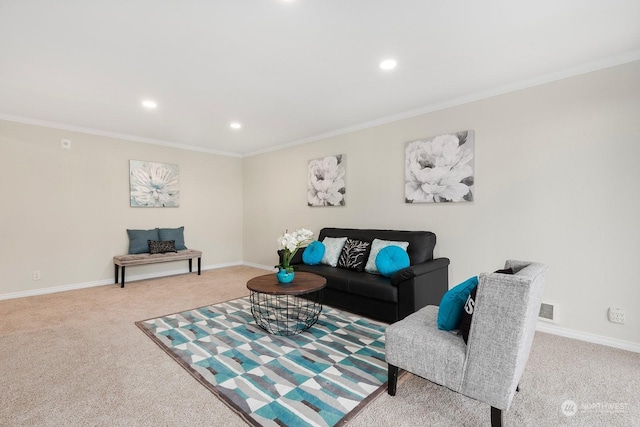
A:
[{"left": 276, "top": 268, "right": 295, "bottom": 284}]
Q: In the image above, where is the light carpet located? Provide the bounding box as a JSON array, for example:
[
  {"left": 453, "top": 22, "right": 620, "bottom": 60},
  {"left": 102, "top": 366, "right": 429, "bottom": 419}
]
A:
[
  {"left": 1, "top": 266, "right": 638, "bottom": 426},
  {"left": 136, "top": 296, "right": 395, "bottom": 427}
]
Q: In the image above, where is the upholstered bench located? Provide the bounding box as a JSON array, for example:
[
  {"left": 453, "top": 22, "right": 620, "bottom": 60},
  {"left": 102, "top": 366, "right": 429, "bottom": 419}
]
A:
[{"left": 113, "top": 249, "right": 202, "bottom": 288}]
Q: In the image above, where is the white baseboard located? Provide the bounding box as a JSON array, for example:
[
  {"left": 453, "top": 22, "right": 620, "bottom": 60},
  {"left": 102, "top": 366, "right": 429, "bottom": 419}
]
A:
[
  {"left": 242, "top": 262, "right": 275, "bottom": 271},
  {"left": 0, "top": 262, "right": 243, "bottom": 301},
  {"left": 536, "top": 321, "right": 640, "bottom": 353},
  {"left": 0, "top": 277, "right": 116, "bottom": 300}
]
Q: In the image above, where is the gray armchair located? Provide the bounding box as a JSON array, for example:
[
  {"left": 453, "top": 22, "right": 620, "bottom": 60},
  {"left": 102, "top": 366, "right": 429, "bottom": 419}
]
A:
[{"left": 385, "top": 260, "right": 548, "bottom": 426}]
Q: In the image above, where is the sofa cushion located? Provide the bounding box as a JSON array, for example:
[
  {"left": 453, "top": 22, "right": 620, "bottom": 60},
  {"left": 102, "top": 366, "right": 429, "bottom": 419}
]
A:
[
  {"left": 295, "top": 264, "right": 350, "bottom": 292},
  {"left": 320, "top": 237, "right": 347, "bottom": 267},
  {"left": 347, "top": 271, "right": 398, "bottom": 302},
  {"left": 158, "top": 226, "right": 187, "bottom": 250},
  {"left": 437, "top": 276, "right": 479, "bottom": 331},
  {"left": 295, "top": 264, "right": 398, "bottom": 302},
  {"left": 302, "top": 240, "right": 325, "bottom": 265},
  {"left": 318, "top": 228, "right": 436, "bottom": 265},
  {"left": 127, "top": 228, "right": 159, "bottom": 254},
  {"left": 337, "top": 238, "right": 370, "bottom": 271},
  {"left": 376, "top": 245, "right": 410, "bottom": 277},
  {"left": 364, "top": 239, "right": 409, "bottom": 274}
]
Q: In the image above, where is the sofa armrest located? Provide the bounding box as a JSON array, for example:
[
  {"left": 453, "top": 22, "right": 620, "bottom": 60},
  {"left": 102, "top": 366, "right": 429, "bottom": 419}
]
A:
[
  {"left": 391, "top": 257, "right": 450, "bottom": 285},
  {"left": 278, "top": 249, "right": 304, "bottom": 266},
  {"left": 394, "top": 257, "right": 450, "bottom": 320}
]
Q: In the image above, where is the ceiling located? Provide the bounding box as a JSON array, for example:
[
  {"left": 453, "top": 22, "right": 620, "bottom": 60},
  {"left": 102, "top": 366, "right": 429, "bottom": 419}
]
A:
[{"left": 1, "top": 1, "right": 639, "bottom": 157}]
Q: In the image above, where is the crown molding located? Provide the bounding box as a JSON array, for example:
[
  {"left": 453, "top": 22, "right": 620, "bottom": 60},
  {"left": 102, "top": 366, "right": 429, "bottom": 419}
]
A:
[
  {"left": 243, "top": 50, "right": 640, "bottom": 157},
  {"left": 0, "top": 113, "right": 243, "bottom": 158}
]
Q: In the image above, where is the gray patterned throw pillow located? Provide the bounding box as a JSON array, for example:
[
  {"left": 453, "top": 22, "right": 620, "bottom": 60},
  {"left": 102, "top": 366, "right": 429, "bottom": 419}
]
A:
[
  {"left": 320, "top": 237, "right": 348, "bottom": 267},
  {"left": 337, "top": 239, "right": 371, "bottom": 271},
  {"left": 148, "top": 240, "right": 178, "bottom": 254}
]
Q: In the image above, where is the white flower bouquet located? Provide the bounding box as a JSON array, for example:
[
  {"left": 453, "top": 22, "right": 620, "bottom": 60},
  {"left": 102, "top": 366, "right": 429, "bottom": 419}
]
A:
[{"left": 277, "top": 228, "right": 314, "bottom": 273}]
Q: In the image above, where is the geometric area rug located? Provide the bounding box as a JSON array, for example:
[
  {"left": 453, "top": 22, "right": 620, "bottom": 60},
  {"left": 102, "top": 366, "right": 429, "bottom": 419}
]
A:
[{"left": 136, "top": 297, "right": 398, "bottom": 427}]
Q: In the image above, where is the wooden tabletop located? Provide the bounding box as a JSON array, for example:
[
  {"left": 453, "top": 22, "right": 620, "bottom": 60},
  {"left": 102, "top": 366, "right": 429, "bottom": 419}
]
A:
[{"left": 247, "top": 271, "right": 327, "bottom": 295}]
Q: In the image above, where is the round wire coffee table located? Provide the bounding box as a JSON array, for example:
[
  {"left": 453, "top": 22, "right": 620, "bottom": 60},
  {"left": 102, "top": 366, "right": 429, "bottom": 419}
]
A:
[{"left": 247, "top": 272, "right": 327, "bottom": 336}]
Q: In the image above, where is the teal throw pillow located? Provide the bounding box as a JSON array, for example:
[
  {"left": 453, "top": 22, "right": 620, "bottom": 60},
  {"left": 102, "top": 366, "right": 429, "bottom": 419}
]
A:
[
  {"left": 158, "top": 226, "right": 187, "bottom": 250},
  {"left": 375, "top": 245, "right": 410, "bottom": 277},
  {"left": 302, "top": 240, "right": 325, "bottom": 265},
  {"left": 127, "top": 228, "right": 159, "bottom": 254},
  {"left": 437, "top": 276, "right": 479, "bottom": 331},
  {"left": 364, "top": 239, "right": 409, "bottom": 274}
]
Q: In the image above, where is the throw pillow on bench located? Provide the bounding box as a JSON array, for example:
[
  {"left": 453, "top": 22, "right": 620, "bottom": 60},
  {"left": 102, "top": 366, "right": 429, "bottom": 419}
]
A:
[{"left": 126, "top": 226, "right": 187, "bottom": 254}]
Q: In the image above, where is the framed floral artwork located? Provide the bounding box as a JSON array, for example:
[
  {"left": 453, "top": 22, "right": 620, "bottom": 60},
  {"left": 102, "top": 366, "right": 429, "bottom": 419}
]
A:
[
  {"left": 130, "top": 160, "right": 180, "bottom": 207},
  {"left": 308, "top": 154, "right": 346, "bottom": 207},
  {"left": 405, "top": 130, "right": 474, "bottom": 203}
]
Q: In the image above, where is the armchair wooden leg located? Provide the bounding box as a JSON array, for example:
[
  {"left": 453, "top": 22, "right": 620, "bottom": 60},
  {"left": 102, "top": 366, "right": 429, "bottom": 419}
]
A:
[
  {"left": 387, "top": 364, "right": 398, "bottom": 396},
  {"left": 490, "top": 407, "right": 503, "bottom": 427}
]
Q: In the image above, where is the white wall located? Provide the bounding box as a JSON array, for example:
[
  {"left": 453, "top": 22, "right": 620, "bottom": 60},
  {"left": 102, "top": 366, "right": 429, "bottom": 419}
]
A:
[
  {"left": 0, "top": 120, "right": 244, "bottom": 295},
  {"left": 1, "top": 62, "right": 637, "bottom": 347},
  {"left": 243, "top": 61, "right": 640, "bottom": 345}
]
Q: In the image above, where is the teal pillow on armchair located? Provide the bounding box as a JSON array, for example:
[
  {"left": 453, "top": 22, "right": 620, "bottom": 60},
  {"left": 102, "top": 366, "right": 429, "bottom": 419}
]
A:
[{"left": 437, "top": 276, "right": 479, "bottom": 331}]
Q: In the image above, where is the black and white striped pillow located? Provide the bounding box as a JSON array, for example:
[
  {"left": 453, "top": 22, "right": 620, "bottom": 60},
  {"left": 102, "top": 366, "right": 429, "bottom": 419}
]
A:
[{"left": 337, "top": 239, "right": 371, "bottom": 271}]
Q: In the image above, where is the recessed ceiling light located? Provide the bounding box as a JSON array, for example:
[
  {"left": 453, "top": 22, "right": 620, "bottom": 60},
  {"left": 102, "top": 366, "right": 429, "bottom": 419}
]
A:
[
  {"left": 230, "top": 122, "right": 242, "bottom": 129},
  {"left": 379, "top": 59, "right": 397, "bottom": 71},
  {"left": 141, "top": 100, "right": 157, "bottom": 109}
]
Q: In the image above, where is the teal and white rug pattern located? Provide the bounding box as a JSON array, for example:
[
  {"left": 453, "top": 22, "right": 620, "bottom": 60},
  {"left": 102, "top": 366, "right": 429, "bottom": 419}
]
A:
[{"left": 136, "top": 297, "right": 390, "bottom": 427}]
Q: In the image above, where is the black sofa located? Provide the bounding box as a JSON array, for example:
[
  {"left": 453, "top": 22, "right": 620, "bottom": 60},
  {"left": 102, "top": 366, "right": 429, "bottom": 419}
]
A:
[{"left": 285, "top": 227, "right": 450, "bottom": 323}]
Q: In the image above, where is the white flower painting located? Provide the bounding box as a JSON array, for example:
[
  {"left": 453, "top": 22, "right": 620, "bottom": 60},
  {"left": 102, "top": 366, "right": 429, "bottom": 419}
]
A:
[
  {"left": 130, "top": 160, "right": 180, "bottom": 207},
  {"left": 405, "top": 131, "right": 474, "bottom": 203},
  {"left": 308, "top": 154, "right": 346, "bottom": 207}
]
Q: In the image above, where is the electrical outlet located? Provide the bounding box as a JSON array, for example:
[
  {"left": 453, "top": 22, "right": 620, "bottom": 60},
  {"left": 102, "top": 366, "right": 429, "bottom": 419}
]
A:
[
  {"left": 608, "top": 307, "right": 625, "bottom": 324},
  {"left": 32, "top": 270, "right": 41, "bottom": 281},
  {"left": 539, "top": 301, "right": 559, "bottom": 323}
]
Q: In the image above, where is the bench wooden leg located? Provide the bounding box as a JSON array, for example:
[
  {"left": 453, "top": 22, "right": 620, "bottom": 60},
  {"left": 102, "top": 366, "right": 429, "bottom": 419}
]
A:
[
  {"left": 198, "top": 257, "right": 201, "bottom": 275},
  {"left": 121, "top": 266, "right": 126, "bottom": 288},
  {"left": 114, "top": 264, "right": 119, "bottom": 284},
  {"left": 189, "top": 258, "right": 193, "bottom": 273}
]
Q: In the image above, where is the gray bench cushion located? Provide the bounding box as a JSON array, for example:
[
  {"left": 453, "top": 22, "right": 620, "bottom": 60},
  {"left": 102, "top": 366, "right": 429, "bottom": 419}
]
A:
[{"left": 114, "top": 249, "right": 202, "bottom": 266}]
